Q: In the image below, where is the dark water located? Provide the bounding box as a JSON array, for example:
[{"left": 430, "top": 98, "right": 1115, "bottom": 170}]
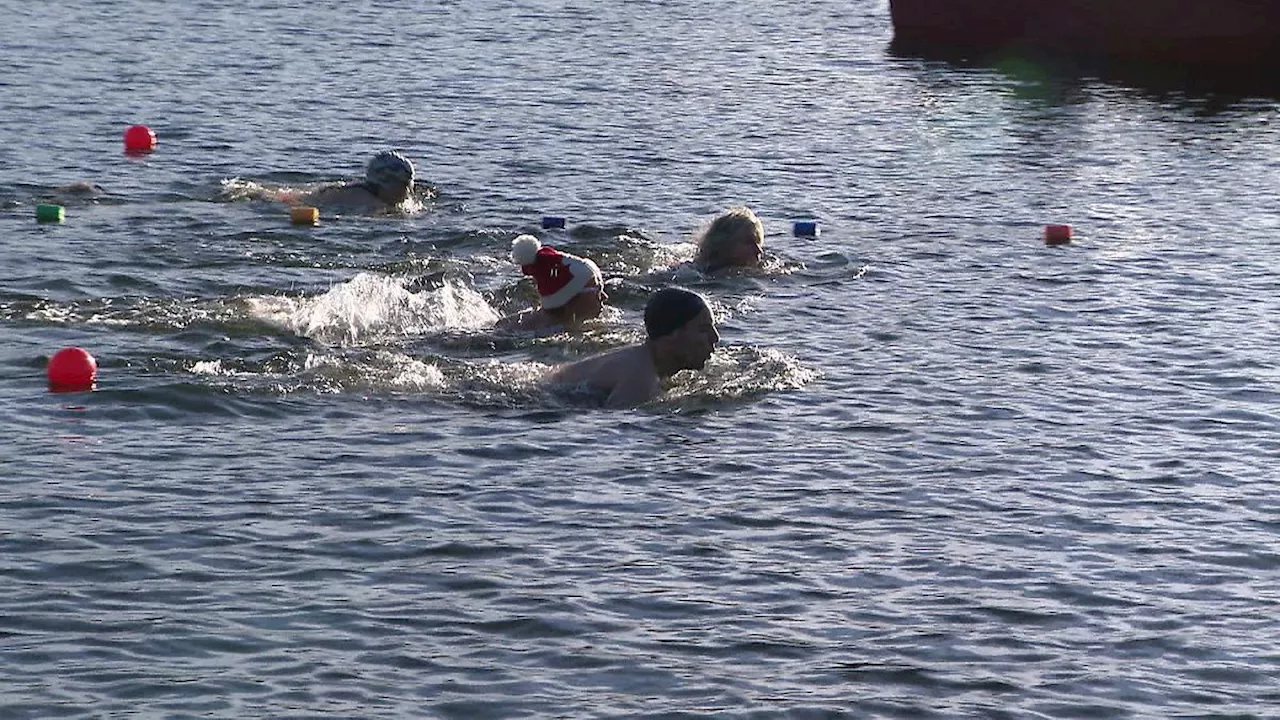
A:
[{"left": 4, "top": 1, "right": 1280, "bottom": 717}]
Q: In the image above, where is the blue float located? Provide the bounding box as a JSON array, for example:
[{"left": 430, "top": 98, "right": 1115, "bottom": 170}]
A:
[
  {"left": 793, "top": 221, "right": 819, "bottom": 237},
  {"left": 541, "top": 216, "right": 566, "bottom": 229}
]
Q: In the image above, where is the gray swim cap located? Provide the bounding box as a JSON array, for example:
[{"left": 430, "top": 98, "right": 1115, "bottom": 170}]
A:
[{"left": 365, "top": 150, "right": 415, "bottom": 193}]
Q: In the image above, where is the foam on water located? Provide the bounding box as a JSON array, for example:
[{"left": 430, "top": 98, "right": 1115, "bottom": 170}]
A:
[{"left": 245, "top": 273, "right": 501, "bottom": 346}]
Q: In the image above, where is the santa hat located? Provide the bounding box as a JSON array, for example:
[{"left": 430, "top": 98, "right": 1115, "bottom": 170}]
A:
[{"left": 511, "top": 235, "right": 601, "bottom": 310}]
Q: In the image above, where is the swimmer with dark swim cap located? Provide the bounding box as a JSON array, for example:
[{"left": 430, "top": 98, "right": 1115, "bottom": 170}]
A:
[
  {"left": 547, "top": 287, "right": 719, "bottom": 407},
  {"left": 296, "top": 149, "right": 419, "bottom": 214}
]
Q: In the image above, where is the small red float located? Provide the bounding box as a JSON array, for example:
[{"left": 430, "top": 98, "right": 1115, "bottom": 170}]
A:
[{"left": 1044, "top": 224, "right": 1072, "bottom": 246}]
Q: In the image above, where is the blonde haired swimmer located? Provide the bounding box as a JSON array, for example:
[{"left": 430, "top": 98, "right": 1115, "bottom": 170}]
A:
[
  {"left": 296, "top": 149, "right": 418, "bottom": 214},
  {"left": 548, "top": 287, "right": 719, "bottom": 408},
  {"left": 694, "top": 205, "right": 765, "bottom": 273},
  {"left": 496, "top": 234, "right": 609, "bottom": 333}
]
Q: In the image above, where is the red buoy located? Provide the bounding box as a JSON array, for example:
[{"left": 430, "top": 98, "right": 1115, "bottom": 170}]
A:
[
  {"left": 48, "top": 347, "right": 98, "bottom": 392},
  {"left": 123, "top": 124, "right": 157, "bottom": 154},
  {"left": 1044, "top": 224, "right": 1072, "bottom": 245}
]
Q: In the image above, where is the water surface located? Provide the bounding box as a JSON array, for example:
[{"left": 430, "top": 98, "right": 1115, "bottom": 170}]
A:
[{"left": 3, "top": 0, "right": 1279, "bottom": 717}]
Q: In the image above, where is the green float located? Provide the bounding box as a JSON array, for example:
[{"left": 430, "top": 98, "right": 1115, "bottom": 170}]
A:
[{"left": 36, "top": 204, "right": 65, "bottom": 223}]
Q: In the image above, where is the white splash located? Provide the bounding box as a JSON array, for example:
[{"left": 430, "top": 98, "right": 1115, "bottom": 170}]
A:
[
  {"left": 190, "top": 360, "right": 226, "bottom": 375},
  {"left": 217, "top": 177, "right": 297, "bottom": 202},
  {"left": 245, "top": 273, "right": 501, "bottom": 346},
  {"left": 667, "top": 345, "right": 821, "bottom": 403},
  {"left": 302, "top": 350, "right": 446, "bottom": 392}
]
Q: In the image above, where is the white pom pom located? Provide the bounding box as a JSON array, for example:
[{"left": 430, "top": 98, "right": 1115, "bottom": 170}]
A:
[{"left": 511, "top": 234, "right": 542, "bottom": 266}]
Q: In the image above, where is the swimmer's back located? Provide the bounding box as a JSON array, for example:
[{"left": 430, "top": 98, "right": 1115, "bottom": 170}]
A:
[
  {"left": 547, "top": 345, "right": 659, "bottom": 407},
  {"left": 300, "top": 184, "right": 381, "bottom": 214}
]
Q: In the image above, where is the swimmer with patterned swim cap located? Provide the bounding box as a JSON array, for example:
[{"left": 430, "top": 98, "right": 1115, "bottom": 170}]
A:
[
  {"left": 297, "top": 150, "right": 418, "bottom": 214},
  {"left": 495, "top": 234, "right": 609, "bottom": 333},
  {"left": 547, "top": 287, "right": 719, "bottom": 408}
]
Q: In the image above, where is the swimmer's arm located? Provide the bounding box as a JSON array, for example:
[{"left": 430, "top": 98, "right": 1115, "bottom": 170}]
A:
[
  {"left": 493, "top": 313, "right": 521, "bottom": 332},
  {"left": 299, "top": 184, "right": 377, "bottom": 210},
  {"left": 495, "top": 310, "right": 546, "bottom": 332}
]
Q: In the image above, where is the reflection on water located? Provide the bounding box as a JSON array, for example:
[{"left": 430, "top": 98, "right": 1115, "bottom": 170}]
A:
[{"left": 888, "top": 37, "right": 1280, "bottom": 108}]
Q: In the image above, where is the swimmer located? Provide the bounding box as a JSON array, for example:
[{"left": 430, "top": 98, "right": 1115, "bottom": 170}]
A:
[
  {"left": 41, "top": 182, "right": 107, "bottom": 204},
  {"left": 296, "top": 150, "right": 418, "bottom": 214},
  {"left": 547, "top": 287, "right": 719, "bottom": 408},
  {"left": 495, "top": 235, "right": 609, "bottom": 333},
  {"left": 55, "top": 181, "right": 106, "bottom": 197},
  {"left": 694, "top": 205, "right": 765, "bottom": 273}
]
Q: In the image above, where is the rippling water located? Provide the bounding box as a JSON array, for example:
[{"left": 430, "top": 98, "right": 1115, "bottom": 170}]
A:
[{"left": 4, "top": 0, "right": 1280, "bottom": 717}]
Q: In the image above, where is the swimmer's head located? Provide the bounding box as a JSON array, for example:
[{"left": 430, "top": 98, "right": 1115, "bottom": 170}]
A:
[
  {"left": 644, "top": 287, "right": 719, "bottom": 372},
  {"left": 695, "top": 206, "right": 764, "bottom": 272},
  {"left": 365, "top": 150, "right": 416, "bottom": 204}
]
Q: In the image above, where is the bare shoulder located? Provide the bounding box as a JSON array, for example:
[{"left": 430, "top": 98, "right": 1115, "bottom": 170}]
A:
[
  {"left": 548, "top": 346, "right": 628, "bottom": 385},
  {"left": 302, "top": 184, "right": 377, "bottom": 213},
  {"left": 547, "top": 345, "right": 660, "bottom": 407}
]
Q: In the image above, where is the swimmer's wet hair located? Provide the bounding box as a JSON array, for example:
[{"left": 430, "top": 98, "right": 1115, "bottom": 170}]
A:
[
  {"left": 644, "top": 287, "right": 709, "bottom": 340},
  {"left": 695, "top": 206, "right": 764, "bottom": 270}
]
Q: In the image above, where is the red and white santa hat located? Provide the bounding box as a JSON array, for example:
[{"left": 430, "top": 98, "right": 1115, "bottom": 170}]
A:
[{"left": 510, "top": 234, "right": 601, "bottom": 310}]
